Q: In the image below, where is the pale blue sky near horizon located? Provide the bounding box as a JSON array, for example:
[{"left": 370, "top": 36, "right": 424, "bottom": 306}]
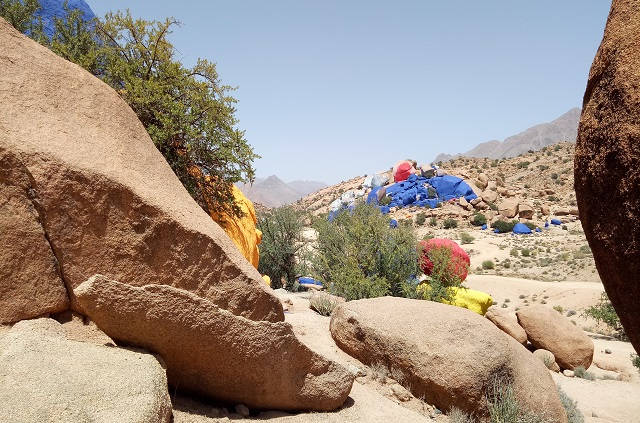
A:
[{"left": 87, "top": 1, "right": 611, "bottom": 184}]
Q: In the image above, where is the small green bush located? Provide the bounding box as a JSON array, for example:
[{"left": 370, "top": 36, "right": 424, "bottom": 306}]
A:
[
  {"left": 309, "top": 292, "right": 340, "bottom": 316},
  {"left": 415, "top": 212, "right": 427, "bottom": 226},
  {"left": 524, "top": 222, "right": 537, "bottom": 230},
  {"left": 472, "top": 213, "right": 487, "bottom": 226},
  {"left": 482, "top": 260, "right": 495, "bottom": 270},
  {"left": 632, "top": 354, "right": 640, "bottom": 373},
  {"left": 558, "top": 387, "right": 585, "bottom": 423},
  {"left": 510, "top": 248, "right": 519, "bottom": 257},
  {"left": 443, "top": 218, "right": 458, "bottom": 229},
  {"left": 553, "top": 305, "right": 564, "bottom": 314},
  {"left": 573, "top": 366, "right": 595, "bottom": 381},
  {"left": 460, "top": 232, "right": 475, "bottom": 245},
  {"left": 379, "top": 195, "right": 391, "bottom": 206},
  {"left": 429, "top": 216, "right": 438, "bottom": 227},
  {"left": 492, "top": 220, "right": 518, "bottom": 233},
  {"left": 582, "top": 292, "right": 627, "bottom": 339},
  {"left": 486, "top": 376, "right": 547, "bottom": 423}
]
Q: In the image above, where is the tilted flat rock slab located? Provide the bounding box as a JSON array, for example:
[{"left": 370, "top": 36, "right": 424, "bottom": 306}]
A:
[
  {"left": 574, "top": 0, "right": 640, "bottom": 355},
  {"left": 0, "top": 318, "right": 171, "bottom": 423},
  {"left": 485, "top": 306, "right": 527, "bottom": 345},
  {"left": 330, "top": 297, "right": 567, "bottom": 422},
  {"left": 75, "top": 275, "right": 354, "bottom": 411},
  {"left": 0, "top": 17, "right": 282, "bottom": 323},
  {"left": 0, "top": 147, "right": 68, "bottom": 323},
  {"left": 517, "top": 305, "right": 593, "bottom": 370}
]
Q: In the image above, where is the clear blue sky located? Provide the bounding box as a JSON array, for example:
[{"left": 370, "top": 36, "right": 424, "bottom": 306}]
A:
[{"left": 87, "top": 1, "right": 611, "bottom": 184}]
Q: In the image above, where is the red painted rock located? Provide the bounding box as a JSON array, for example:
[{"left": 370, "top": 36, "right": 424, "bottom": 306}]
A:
[{"left": 419, "top": 238, "right": 470, "bottom": 282}]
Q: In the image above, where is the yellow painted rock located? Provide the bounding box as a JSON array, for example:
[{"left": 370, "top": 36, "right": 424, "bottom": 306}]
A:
[{"left": 417, "top": 284, "right": 493, "bottom": 315}]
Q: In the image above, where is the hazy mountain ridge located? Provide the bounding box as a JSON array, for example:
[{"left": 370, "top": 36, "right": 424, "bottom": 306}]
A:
[
  {"left": 237, "top": 175, "right": 327, "bottom": 208},
  {"left": 434, "top": 108, "right": 580, "bottom": 163}
]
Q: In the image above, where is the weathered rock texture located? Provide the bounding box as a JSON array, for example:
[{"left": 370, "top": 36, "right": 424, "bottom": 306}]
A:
[
  {"left": 0, "top": 147, "right": 69, "bottom": 323},
  {"left": 517, "top": 306, "right": 593, "bottom": 370},
  {"left": 574, "top": 0, "right": 640, "bottom": 355},
  {"left": 330, "top": 297, "right": 566, "bottom": 422},
  {"left": 485, "top": 306, "right": 527, "bottom": 345},
  {"left": 0, "top": 18, "right": 282, "bottom": 323},
  {"left": 75, "top": 275, "right": 354, "bottom": 411},
  {"left": 533, "top": 349, "right": 560, "bottom": 373},
  {"left": 0, "top": 318, "right": 171, "bottom": 423}
]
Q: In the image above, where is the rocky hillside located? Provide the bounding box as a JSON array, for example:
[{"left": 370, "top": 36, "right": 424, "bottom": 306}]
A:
[
  {"left": 434, "top": 108, "right": 580, "bottom": 162},
  {"left": 238, "top": 175, "right": 327, "bottom": 208},
  {"left": 300, "top": 142, "right": 578, "bottom": 227}
]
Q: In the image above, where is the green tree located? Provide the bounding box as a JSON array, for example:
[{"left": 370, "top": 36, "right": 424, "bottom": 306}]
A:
[
  {"left": 312, "top": 202, "right": 419, "bottom": 300},
  {"left": 582, "top": 292, "right": 627, "bottom": 340},
  {"left": 257, "top": 206, "right": 306, "bottom": 290},
  {"left": 3, "top": 3, "right": 258, "bottom": 219},
  {"left": 0, "top": 0, "right": 44, "bottom": 37}
]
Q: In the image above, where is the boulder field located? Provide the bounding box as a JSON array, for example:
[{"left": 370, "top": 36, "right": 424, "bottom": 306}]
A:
[
  {"left": 574, "top": 0, "right": 640, "bottom": 354},
  {"left": 330, "top": 297, "right": 568, "bottom": 422},
  {"left": 0, "top": 17, "right": 282, "bottom": 324}
]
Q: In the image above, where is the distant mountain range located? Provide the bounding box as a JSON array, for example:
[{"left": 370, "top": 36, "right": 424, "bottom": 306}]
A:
[
  {"left": 237, "top": 176, "right": 327, "bottom": 208},
  {"left": 434, "top": 108, "right": 581, "bottom": 162}
]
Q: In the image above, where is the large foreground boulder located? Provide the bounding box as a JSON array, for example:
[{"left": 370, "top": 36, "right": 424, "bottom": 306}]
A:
[
  {"left": 0, "top": 18, "right": 282, "bottom": 323},
  {"left": 0, "top": 148, "right": 69, "bottom": 323},
  {"left": 574, "top": 0, "right": 640, "bottom": 354},
  {"left": 0, "top": 318, "right": 171, "bottom": 423},
  {"left": 330, "top": 297, "right": 566, "bottom": 422},
  {"left": 517, "top": 306, "right": 593, "bottom": 370},
  {"left": 75, "top": 275, "right": 354, "bottom": 411}
]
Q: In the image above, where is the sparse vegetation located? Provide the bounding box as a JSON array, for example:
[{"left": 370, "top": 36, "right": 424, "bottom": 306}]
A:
[
  {"left": 443, "top": 218, "right": 458, "bottom": 229},
  {"left": 472, "top": 212, "right": 487, "bottom": 227},
  {"left": 558, "top": 387, "right": 585, "bottom": 423},
  {"left": 632, "top": 354, "right": 640, "bottom": 373},
  {"left": 573, "top": 366, "right": 595, "bottom": 381},
  {"left": 553, "top": 305, "right": 564, "bottom": 314},
  {"left": 582, "top": 292, "right": 627, "bottom": 339},
  {"left": 486, "top": 376, "right": 547, "bottom": 423},
  {"left": 308, "top": 292, "right": 340, "bottom": 316},
  {"left": 460, "top": 232, "right": 475, "bottom": 244},
  {"left": 416, "top": 212, "right": 427, "bottom": 226},
  {"left": 429, "top": 216, "right": 438, "bottom": 227},
  {"left": 482, "top": 260, "right": 495, "bottom": 270},
  {"left": 492, "top": 219, "right": 518, "bottom": 233}
]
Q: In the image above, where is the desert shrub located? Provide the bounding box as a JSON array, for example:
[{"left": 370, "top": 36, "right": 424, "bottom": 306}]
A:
[
  {"left": 573, "top": 366, "right": 595, "bottom": 381},
  {"left": 516, "top": 161, "right": 530, "bottom": 169},
  {"left": 312, "top": 202, "right": 419, "bottom": 301},
  {"left": 472, "top": 213, "right": 487, "bottom": 226},
  {"left": 521, "top": 248, "right": 531, "bottom": 257},
  {"left": 492, "top": 219, "right": 517, "bottom": 233},
  {"left": 482, "top": 260, "right": 495, "bottom": 270},
  {"left": 632, "top": 354, "right": 640, "bottom": 373},
  {"left": 553, "top": 305, "right": 564, "bottom": 314},
  {"left": 510, "top": 248, "right": 519, "bottom": 257},
  {"left": 558, "top": 387, "right": 584, "bottom": 423},
  {"left": 486, "top": 376, "right": 547, "bottom": 423},
  {"left": 0, "top": 0, "right": 45, "bottom": 35},
  {"left": 415, "top": 212, "right": 427, "bottom": 226},
  {"left": 449, "top": 408, "right": 474, "bottom": 423},
  {"left": 379, "top": 195, "right": 391, "bottom": 206},
  {"left": 460, "top": 232, "right": 475, "bottom": 245},
  {"left": 524, "top": 222, "right": 537, "bottom": 230},
  {"left": 427, "top": 187, "right": 437, "bottom": 198},
  {"left": 582, "top": 292, "right": 627, "bottom": 339},
  {"left": 429, "top": 216, "right": 438, "bottom": 227},
  {"left": 308, "top": 292, "right": 340, "bottom": 316},
  {"left": 258, "top": 206, "right": 306, "bottom": 290},
  {"left": 502, "top": 259, "right": 511, "bottom": 269},
  {"left": 417, "top": 246, "right": 467, "bottom": 304},
  {"left": 443, "top": 218, "right": 458, "bottom": 229}
]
